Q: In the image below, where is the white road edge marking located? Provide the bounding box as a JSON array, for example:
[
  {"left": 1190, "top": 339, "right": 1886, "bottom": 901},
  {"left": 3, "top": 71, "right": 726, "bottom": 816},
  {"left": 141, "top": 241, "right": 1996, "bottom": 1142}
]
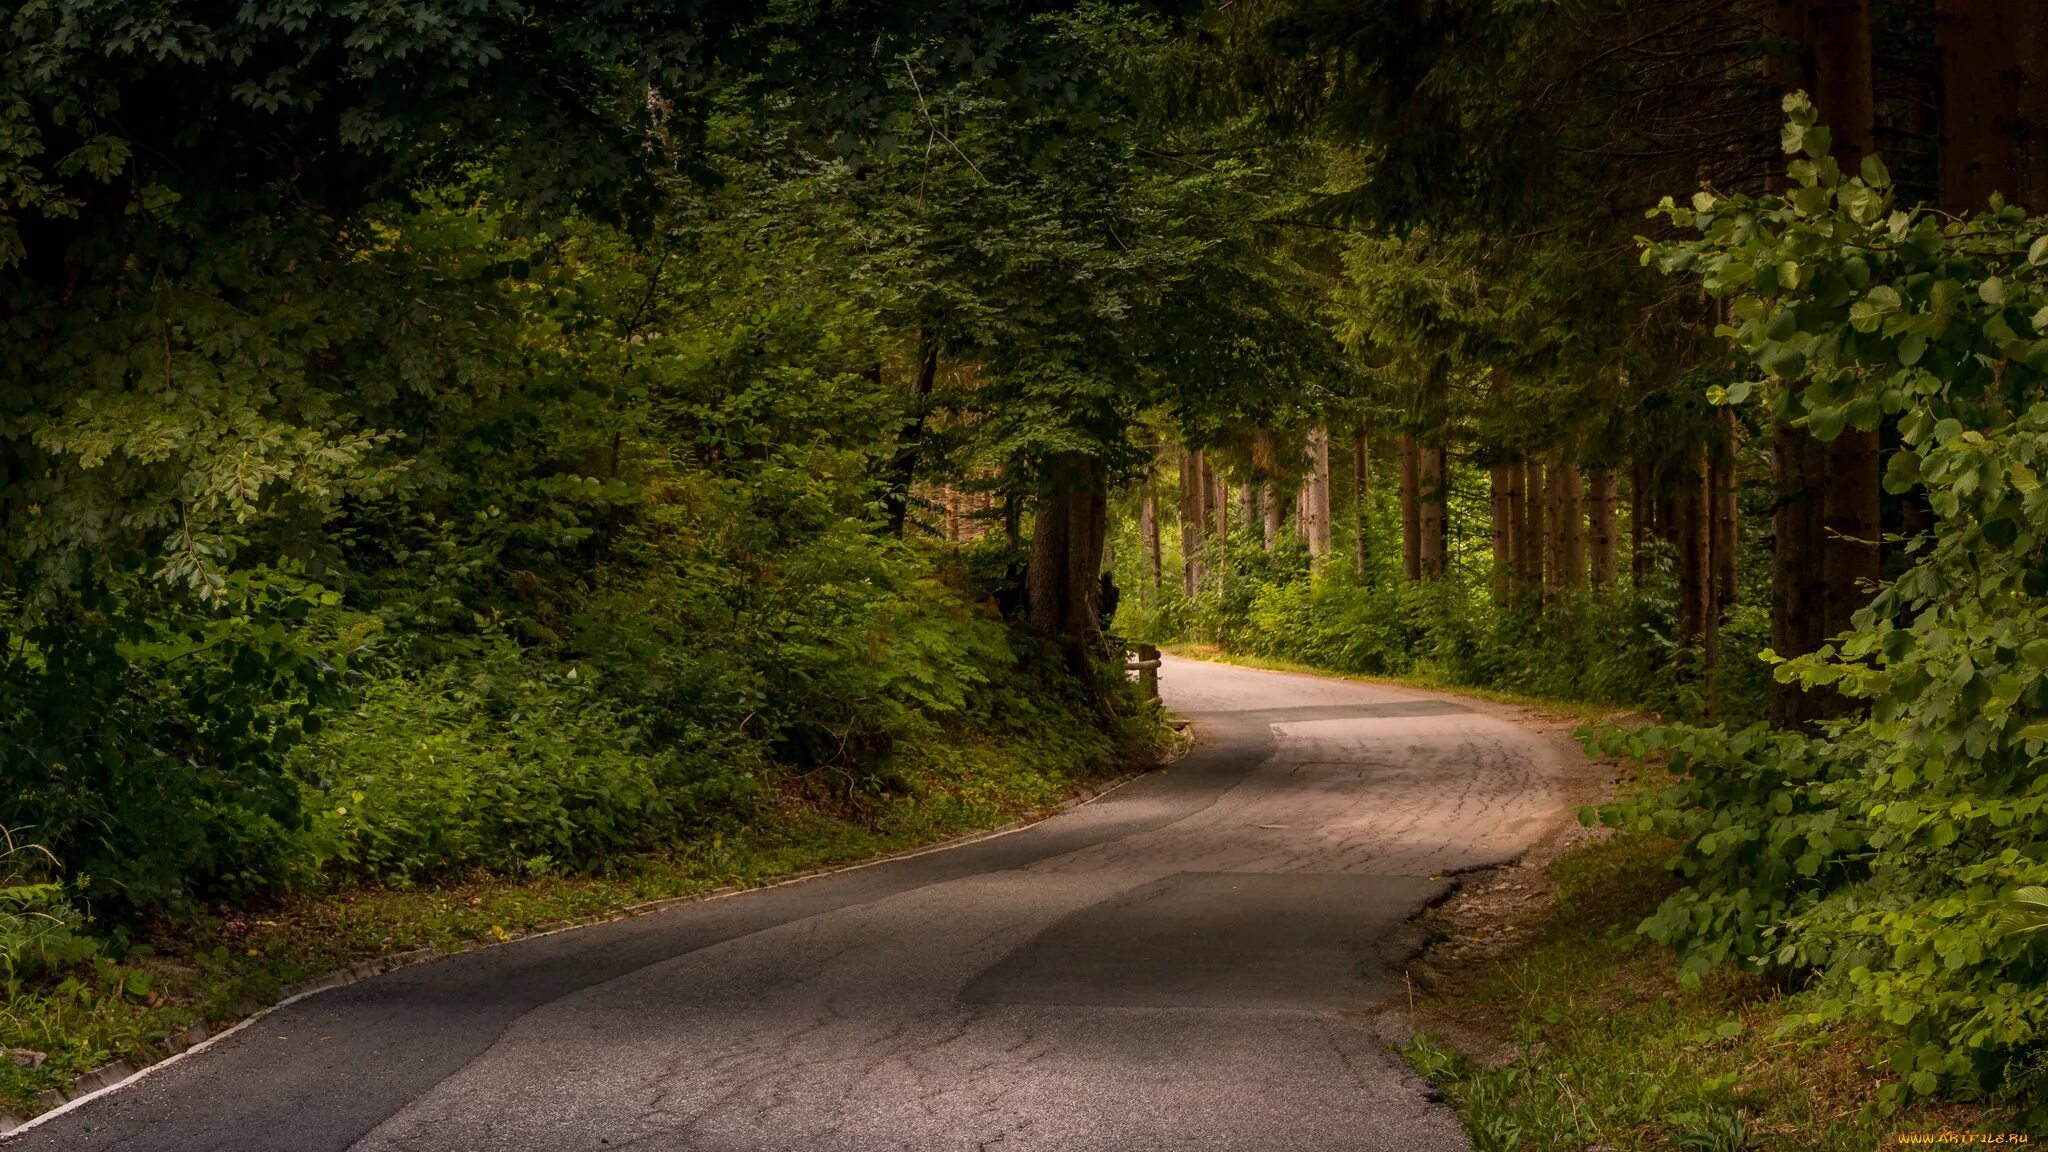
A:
[{"left": 0, "top": 766, "right": 1155, "bottom": 1143}]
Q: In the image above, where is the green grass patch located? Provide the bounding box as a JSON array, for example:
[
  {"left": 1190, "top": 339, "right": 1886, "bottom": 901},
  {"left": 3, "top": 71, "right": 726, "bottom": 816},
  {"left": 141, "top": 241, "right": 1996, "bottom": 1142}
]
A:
[{"left": 1401, "top": 832, "right": 2016, "bottom": 1151}]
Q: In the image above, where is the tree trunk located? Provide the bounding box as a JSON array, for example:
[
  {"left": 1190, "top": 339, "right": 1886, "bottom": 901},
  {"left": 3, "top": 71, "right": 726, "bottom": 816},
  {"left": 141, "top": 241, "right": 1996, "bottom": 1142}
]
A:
[
  {"left": 1490, "top": 464, "right": 1516, "bottom": 601},
  {"left": 1540, "top": 453, "right": 1556, "bottom": 586},
  {"left": 1399, "top": 435, "right": 1422, "bottom": 580},
  {"left": 1139, "top": 480, "right": 1161, "bottom": 608},
  {"left": 1305, "top": 428, "right": 1332, "bottom": 558},
  {"left": 1237, "top": 479, "right": 1257, "bottom": 540},
  {"left": 1630, "top": 456, "right": 1652, "bottom": 583},
  {"left": 1937, "top": 0, "right": 2022, "bottom": 211},
  {"left": 1712, "top": 416, "right": 1740, "bottom": 607},
  {"left": 881, "top": 334, "right": 941, "bottom": 535},
  {"left": 1770, "top": 420, "right": 1826, "bottom": 726},
  {"left": 1418, "top": 444, "right": 1447, "bottom": 580},
  {"left": 2022, "top": 6, "right": 2048, "bottom": 209},
  {"left": 1676, "top": 445, "right": 1711, "bottom": 658},
  {"left": 1560, "top": 460, "right": 1586, "bottom": 591},
  {"left": 1588, "top": 467, "right": 1618, "bottom": 586},
  {"left": 1261, "top": 481, "right": 1282, "bottom": 549},
  {"left": 1027, "top": 454, "right": 1108, "bottom": 679},
  {"left": 1352, "top": 423, "right": 1371, "bottom": 577},
  {"left": 1205, "top": 455, "right": 1226, "bottom": 539},
  {"left": 1822, "top": 428, "right": 1880, "bottom": 637},
  {"left": 1528, "top": 456, "right": 1550, "bottom": 595},
  {"left": 1179, "top": 448, "right": 1205, "bottom": 596},
  {"left": 1807, "top": 0, "right": 1876, "bottom": 168},
  {"left": 1807, "top": 0, "right": 1881, "bottom": 666}
]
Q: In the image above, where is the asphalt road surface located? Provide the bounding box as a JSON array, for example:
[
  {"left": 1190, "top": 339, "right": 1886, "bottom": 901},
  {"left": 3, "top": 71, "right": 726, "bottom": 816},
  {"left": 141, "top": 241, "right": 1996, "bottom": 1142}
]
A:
[{"left": 17, "top": 656, "right": 1574, "bottom": 1152}]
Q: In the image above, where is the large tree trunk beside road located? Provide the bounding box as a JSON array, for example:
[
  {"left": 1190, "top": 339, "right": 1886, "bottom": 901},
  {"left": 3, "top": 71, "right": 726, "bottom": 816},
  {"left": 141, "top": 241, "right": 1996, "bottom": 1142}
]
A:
[
  {"left": 1028, "top": 454, "right": 1108, "bottom": 679},
  {"left": 1418, "top": 444, "right": 1446, "bottom": 580},
  {"left": 1399, "top": 435, "right": 1422, "bottom": 580}
]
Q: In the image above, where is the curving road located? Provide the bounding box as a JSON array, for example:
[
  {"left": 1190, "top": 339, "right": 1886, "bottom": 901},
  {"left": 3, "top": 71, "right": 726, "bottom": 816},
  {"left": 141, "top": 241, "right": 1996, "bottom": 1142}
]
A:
[{"left": 16, "top": 656, "right": 1576, "bottom": 1152}]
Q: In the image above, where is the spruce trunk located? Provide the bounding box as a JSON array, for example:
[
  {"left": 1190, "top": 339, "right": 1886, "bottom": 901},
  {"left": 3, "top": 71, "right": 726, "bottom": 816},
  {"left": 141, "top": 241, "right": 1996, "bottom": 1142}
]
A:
[
  {"left": 1418, "top": 445, "right": 1446, "bottom": 580},
  {"left": 1491, "top": 464, "right": 1517, "bottom": 601},
  {"left": 1399, "top": 435, "right": 1422, "bottom": 580},
  {"left": 1027, "top": 454, "right": 1108, "bottom": 680},
  {"left": 1352, "top": 424, "right": 1371, "bottom": 577},
  {"left": 1305, "top": 428, "right": 1333, "bottom": 558},
  {"left": 1588, "top": 467, "right": 1618, "bottom": 587}
]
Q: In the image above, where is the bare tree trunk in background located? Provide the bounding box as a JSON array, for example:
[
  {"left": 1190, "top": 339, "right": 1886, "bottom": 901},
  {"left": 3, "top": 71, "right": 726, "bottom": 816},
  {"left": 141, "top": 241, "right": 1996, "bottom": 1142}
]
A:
[
  {"left": 1513, "top": 458, "right": 1538, "bottom": 595},
  {"left": 1712, "top": 413, "right": 1740, "bottom": 607},
  {"left": 1822, "top": 429, "right": 1880, "bottom": 636},
  {"left": 1560, "top": 460, "right": 1586, "bottom": 591},
  {"left": 882, "top": 334, "right": 941, "bottom": 536},
  {"left": 1418, "top": 444, "right": 1446, "bottom": 580},
  {"left": 1529, "top": 456, "right": 1551, "bottom": 596},
  {"left": 1937, "top": 0, "right": 2021, "bottom": 211},
  {"left": 1490, "top": 465, "right": 1515, "bottom": 601},
  {"left": 1261, "top": 482, "right": 1281, "bottom": 549},
  {"left": 1630, "top": 456, "right": 1652, "bottom": 584},
  {"left": 1352, "top": 423, "right": 1371, "bottom": 577},
  {"left": 1305, "top": 428, "right": 1332, "bottom": 558},
  {"left": 1676, "top": 445, "right": 1711, "bottom": 659},
  {"left": 1027, "top": 454, "right": 1108, "bottom": 680},
  {"left": 1588, "top": 467, "right": 1618, "bottom": 587},
  {"left": 1205, "top": 456, "right": 1226, "bottom": 541},
  {"left": 1811, "top": 0, "right": 1881, "bottom": 688},
  {"left": 1506, "top": 458, "right": 1528, "bottom": 589},
  {"left": 1237, "top": 479, "right": 1257, "bottom": 541},
  {"left": 2021, "top": 6, "right": 2048, "bottom": 208},
  {"left": 1139, "top": 478, "right": 1160, "bottom": 608},
  {"left": 1179, "top": 447, "right": 1205, "bottom": 596},
  {"left": 1400, "top": 435, "right": 1422, "bottom": 580},
  {"left": 1543, "top": 454, "right": 1565, "bottom": 591},
  {"left": 1771, "top": 426, "right": 1825, "bottom": 726}
]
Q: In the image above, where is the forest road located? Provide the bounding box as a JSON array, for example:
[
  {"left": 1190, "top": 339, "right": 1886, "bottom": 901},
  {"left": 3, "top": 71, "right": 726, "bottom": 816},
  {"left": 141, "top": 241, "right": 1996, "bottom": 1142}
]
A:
[{"left": 18, "top": 656, "right": 1581, "bottom": 1152}]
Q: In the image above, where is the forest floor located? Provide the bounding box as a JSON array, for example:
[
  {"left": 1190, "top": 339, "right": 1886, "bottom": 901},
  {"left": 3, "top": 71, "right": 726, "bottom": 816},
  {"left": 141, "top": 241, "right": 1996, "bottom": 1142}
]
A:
[
  {"left": 0, "top": 725, "right": 1168, "bottom": 1124},
  {"left": 1166, "top": 644, "right": 2019, "bottom": 1152}
]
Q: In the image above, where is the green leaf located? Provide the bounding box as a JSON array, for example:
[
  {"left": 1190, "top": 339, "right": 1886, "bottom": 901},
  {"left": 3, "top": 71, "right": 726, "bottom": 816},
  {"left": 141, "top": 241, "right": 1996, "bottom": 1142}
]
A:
[
  {"left": 1860, "top": 153, "right": 1890, "bottom": 188},
  {"left": 1981, "top": 276, "right": 2007, "bottom": 306},
  {"left": 2028, "top": 235, "right": 2048, "bottom": 266}
]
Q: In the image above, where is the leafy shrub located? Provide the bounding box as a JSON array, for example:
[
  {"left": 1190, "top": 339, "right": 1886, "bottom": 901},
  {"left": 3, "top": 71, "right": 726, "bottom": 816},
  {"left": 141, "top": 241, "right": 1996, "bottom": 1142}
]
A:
[
  {"left": 0, "top": 574, "right": 346, "bottom": 915},
  {"left": 296, "top": 645, "right": 755, "bottom": 884},
  {"left": 1595, "top": 95, "right": 2048, "bottom": 1114},
  {"left": 0, "top": 833, "right": 92, "bottom": 984}
]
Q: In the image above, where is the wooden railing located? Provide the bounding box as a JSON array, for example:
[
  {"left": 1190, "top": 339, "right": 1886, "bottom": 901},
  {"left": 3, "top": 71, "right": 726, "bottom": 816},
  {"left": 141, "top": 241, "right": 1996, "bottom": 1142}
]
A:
[{"left": 1125, "top": 642, "right": 1160, "bottom": 700}]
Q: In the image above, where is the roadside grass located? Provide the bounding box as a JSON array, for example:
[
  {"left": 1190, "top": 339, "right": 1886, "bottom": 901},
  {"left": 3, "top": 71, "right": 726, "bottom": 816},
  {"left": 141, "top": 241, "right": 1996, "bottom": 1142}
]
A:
[
  {"left": 0, "top": 721, "right": 1159, "bottom": 1119},
  {"left": 1401, "top": 831, "right": 2014, "bottom": 1151},
  {"left": 1160, "top": 641, "right": 1622, "bottom": 723}
]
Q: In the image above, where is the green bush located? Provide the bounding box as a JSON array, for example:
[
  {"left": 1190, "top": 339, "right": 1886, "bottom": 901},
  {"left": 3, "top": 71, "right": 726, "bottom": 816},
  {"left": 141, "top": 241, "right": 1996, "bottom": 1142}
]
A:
[
  {"left": 1593, "top": 98, "right": 2048, "bottom": 1115},
  {"left": 0, "top": 834, "right": 92, "bottom": 985},
  {"left": 295, "top": 646, "right": 754, "bottom": 885}
]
